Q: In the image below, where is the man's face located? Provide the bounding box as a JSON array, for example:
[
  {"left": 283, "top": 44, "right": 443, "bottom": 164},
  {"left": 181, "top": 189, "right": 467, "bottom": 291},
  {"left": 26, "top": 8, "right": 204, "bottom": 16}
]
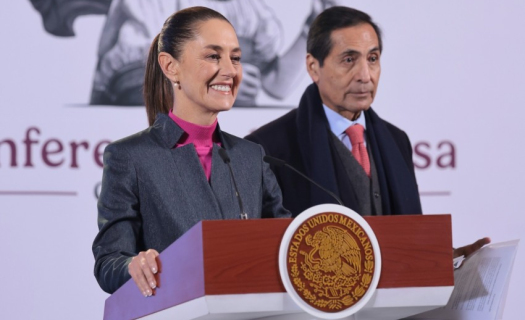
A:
[{"left": 307, "top": 23, "right": 381, "bottom": 120}]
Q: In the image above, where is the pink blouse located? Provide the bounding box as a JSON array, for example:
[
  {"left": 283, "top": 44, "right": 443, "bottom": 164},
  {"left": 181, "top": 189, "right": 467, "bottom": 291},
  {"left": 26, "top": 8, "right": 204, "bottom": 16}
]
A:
[{"left": 169, "top": 111, "right": 220, "bottom": 181}]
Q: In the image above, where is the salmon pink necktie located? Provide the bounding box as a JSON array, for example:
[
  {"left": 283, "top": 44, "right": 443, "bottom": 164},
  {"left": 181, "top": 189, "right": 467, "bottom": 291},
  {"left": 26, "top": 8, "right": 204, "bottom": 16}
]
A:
[{"left": 345, "top": 124, "right": 371, "bottom": 177}]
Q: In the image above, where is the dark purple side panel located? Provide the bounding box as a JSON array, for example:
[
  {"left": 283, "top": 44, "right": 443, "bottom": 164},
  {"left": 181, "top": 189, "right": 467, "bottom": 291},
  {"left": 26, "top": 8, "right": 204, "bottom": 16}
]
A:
[{"left": 104, "top": 222, "right": 205, "bottom": 320}]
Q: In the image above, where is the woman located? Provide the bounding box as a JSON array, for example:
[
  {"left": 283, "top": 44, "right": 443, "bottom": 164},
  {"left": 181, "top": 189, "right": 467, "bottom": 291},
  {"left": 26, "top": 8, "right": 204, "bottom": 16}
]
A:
[{"left": 92, "top": 6, "right": 290, "bottom": 296}]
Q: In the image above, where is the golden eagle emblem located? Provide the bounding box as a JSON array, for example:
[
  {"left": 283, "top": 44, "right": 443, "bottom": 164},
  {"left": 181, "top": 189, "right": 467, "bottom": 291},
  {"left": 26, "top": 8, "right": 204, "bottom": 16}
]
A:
[
  {"left": 304, "top": 226, "right": 362, "bottom": 278},
  {"left": 287, "top": 213, "right": 375, "bottom": 312}
]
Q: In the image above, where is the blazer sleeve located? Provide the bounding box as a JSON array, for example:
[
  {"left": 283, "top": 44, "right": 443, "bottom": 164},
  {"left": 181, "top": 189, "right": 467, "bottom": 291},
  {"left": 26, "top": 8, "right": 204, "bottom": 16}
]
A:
[
  {"left": 92, "top": 142, "right": 142, "bottom": 294},
  {"left": 259, "top": 145, "right": 291, "bottom": 219}
]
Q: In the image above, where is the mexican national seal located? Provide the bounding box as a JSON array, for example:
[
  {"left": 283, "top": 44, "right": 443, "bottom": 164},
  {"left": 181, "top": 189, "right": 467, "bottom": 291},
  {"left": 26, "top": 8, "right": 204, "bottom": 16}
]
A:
[{"left": 287, "top": 212, "right": 375, "bottom": 312}]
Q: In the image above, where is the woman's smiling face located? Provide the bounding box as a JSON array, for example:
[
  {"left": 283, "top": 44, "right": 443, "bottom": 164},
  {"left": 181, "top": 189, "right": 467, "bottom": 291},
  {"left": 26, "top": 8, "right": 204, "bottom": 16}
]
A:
[{"left": 173, "top": 18, "right": 243, "bottom": 118}]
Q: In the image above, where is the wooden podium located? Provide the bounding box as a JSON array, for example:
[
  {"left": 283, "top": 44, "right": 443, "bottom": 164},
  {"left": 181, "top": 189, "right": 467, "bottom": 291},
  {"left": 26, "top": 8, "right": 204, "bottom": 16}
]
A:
[{"left": 104, "top": 215, "right": 454, "bottom": 320}]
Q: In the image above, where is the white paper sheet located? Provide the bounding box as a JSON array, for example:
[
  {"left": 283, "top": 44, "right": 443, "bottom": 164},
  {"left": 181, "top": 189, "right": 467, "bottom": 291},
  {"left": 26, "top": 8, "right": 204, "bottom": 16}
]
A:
[{"left": 406, "top": 240, "right": 519, "bottom": 320}]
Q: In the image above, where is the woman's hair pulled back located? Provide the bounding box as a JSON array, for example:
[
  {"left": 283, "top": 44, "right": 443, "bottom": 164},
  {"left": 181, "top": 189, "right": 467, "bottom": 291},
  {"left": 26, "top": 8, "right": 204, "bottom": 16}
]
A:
[{"left": 144, "top": 6, "right": 230, "bottom": 125}]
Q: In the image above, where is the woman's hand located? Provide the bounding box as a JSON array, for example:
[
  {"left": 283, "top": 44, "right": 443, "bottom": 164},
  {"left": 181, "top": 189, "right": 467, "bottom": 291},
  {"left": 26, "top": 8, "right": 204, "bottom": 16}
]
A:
[{"left": 128, "top": 249, "right": 160, "bottom": 297}]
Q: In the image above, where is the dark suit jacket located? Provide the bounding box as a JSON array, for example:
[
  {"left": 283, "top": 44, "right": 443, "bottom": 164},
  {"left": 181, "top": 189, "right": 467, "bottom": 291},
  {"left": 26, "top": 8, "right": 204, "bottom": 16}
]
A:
[
  {"left": 93, "top": 113, "right": 290, "bottom": 293},
  {"left": 246, "top": 83, "right": 422, "bottom": 217}
]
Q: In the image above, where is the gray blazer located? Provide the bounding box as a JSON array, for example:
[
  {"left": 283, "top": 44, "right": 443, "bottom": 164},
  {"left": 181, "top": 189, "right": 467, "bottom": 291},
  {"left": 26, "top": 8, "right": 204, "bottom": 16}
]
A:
[{"left": 93, "top": 113, "right": 290, "bottom": 293}]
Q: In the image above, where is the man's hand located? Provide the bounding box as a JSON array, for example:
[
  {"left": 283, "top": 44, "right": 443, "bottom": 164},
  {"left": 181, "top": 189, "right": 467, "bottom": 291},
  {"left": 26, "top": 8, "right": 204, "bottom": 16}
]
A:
[
  {"left": 128, "top": 249, "right": 160, "bottom": 297},
  {"left": 454, "top": 237, "right": 491, "bottom": 258}
]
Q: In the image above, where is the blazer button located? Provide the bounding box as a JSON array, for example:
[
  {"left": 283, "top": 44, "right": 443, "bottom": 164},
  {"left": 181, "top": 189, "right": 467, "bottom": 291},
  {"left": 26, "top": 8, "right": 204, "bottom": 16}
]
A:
[{"left": 374, "top": 192, "right": 380, "bottom": 198}]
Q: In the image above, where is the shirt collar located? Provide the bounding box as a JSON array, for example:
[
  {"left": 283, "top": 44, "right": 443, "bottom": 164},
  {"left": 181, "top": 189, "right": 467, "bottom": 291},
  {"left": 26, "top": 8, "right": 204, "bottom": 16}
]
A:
[
  {"left": 322, "top": 104, "right": 367, "bottom": 138},
  {"left": 169, "top": 110, "right": 219, "bottom": 146}
]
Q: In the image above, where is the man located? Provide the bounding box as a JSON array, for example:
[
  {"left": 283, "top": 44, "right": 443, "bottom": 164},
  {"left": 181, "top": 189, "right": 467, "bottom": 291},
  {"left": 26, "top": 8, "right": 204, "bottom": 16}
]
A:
[
  {"left": 246, "top": 6, "right": 421, "bottom": 217},
  {"left": 246, "top": 6, "right": 489, "bottom": 257}
]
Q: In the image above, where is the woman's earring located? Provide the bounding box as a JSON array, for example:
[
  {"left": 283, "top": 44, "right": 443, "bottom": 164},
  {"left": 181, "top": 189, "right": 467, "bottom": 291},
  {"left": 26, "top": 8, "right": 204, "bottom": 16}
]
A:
[{"left": 173, "top": 81, "right": 181, "bottom": 89}]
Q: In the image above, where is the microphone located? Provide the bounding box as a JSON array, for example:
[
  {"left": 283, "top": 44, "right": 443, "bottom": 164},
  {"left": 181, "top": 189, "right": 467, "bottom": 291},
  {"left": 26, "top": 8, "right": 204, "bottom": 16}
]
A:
[
  {"left": 218, "top": 148, "right": 248, "bottom": 219},
  {"left": 263, "top": 155, "right": 344, "bottom": 206}
]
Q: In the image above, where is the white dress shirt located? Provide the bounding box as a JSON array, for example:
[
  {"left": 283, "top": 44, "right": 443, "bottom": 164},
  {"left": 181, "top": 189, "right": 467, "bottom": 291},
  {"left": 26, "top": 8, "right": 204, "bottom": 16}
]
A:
[{"left": 322, "top": 104, "right": 367, "bottom": 151}]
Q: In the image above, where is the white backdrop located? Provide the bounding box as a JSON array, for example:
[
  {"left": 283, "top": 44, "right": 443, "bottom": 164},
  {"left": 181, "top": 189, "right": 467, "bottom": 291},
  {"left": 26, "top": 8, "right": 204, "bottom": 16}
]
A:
[{"left": 0, "top": 1, "right": 523, "bottom": 319}]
